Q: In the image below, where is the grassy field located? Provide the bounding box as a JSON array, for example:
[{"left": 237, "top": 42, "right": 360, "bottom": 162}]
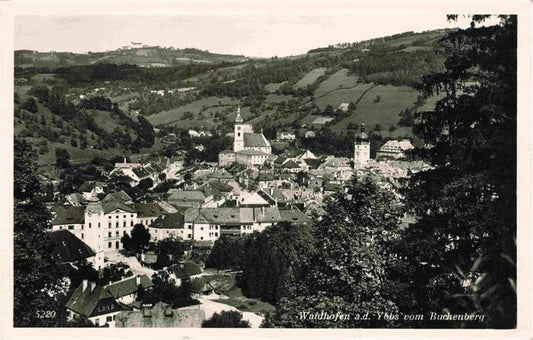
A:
[
  {"left": 205, "top": 274, "right": 275, "bottom": 316},
  {"left": 313, "top": 82, "right": 375, "bottom": 111},
  {"left": 146, "top": 96, "right": 239, "bottom": 126},
  {"left": 330, "top": 84, "right": 419, "bottom": 134},
  {"left": 264, "top": 94, "right": 294, "bottom": 104},
  {"left": 294, "top": 67, "right": 326, "bottom": 88},
  {"left": 314, "top": 68, "right": 360, "bottom": 97},
  {"left": 264, "top": 82, "right": 286, "bottom": 93}
]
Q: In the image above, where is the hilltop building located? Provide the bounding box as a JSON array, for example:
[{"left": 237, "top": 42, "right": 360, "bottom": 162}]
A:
[
  {"left": 354, "top": 123, "right": 370, "bottom": 168},
  {"left": 218, "top": 107, "right": 271, "bottom": 167}
]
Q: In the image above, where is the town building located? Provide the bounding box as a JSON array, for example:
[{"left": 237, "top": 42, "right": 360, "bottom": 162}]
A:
[
  {"left": 376, "top": 139, "right": 415, "bottom": 159},
  {"left": 104, "top": 274, "right": 153, "bottom": 305},
  {"left": 50, "top": 229, "right": 97, "bottom": 270},
  {"left": 218, "top": 107, "right": 272, "bottom": 167},
  {"left": 115, "top": 302, "right": 204, "bottom": 328},
  {"left": 65, "top": 280, "right": 122, "bottom": 327},
  {"left": 354, "top": 123, "right": 370, "bottom": 168}
]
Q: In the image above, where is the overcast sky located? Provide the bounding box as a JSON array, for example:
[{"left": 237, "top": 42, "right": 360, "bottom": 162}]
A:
[{"left": 14, "top": 4, "right": 483, "bottom": 58}]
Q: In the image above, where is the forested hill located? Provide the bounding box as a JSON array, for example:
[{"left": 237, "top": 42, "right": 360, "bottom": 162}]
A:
[
  {"left": 14, "top": 28, "right": 454, "bottom": 166},
  {"left": 15, "top": 47, "right": 248, "bottom": 68}
]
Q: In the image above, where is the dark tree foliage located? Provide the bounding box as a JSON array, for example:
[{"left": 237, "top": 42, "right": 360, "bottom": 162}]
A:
[
  {"left": 202, "top": 311, "right": 251, "bottom": 328},
  {"left": 152, "top": 238, "right": 186, "bottom": 269},
  {"left": 66, "top": 260, "right": 99, "bottom": 288},
  {"left": 143, "top": 271, "right": 198, "bottom": 308},
  {"left": 205, "top": 236, "right": 244, "bottom": 270},
  {"left": 137, "top": 178, "right": 154, "bottom": 192},
  {"left": 300, "top": 128, "right": 356, "bottom": 157},
  {"left": 14, "top": 139, "right": 66, "bottom": 326},
  {"left": 265, "top": 177, "right": 404, "bottom": 328},
  {"left": 21, "top": 97, "right": 38, "bottom": 113},
  {"left": 55, "top": 147, "right": 70, "bottom": 169},
  {"left": 121, "top": 224, "right": 151, "bottom": 253},
  {"left": 399, "top": 15, "right": 517, "bottom": 328},
  {"left": 238, "top": 222, "right": 315, "bottom": 305}
]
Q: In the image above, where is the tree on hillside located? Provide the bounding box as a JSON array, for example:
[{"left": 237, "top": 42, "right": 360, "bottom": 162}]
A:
[
  {"left": 400, "top": 15, "right": 517, "bottom": 328},
  {"left": 21, "top": 97, "right": 38, "bottom": 113},
  {"left": 55, "top": 148, "right": 70, "bottom": 169},
  {"left": 202, "top": 311, "right": 250, "bottom": 328},
  {"left": 265, "top": 177, "right": 404, "bottom": 327},
  {"left": 14, "top": 139, "right": 67, "bottom": 326}
]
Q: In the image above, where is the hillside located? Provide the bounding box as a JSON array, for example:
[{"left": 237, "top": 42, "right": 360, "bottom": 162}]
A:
[
  {"left": 15, "top": 47, "right": 248, "bottom": 68},
  {"left": 14, "top": 28, "right": 452, "bottom": 165}
]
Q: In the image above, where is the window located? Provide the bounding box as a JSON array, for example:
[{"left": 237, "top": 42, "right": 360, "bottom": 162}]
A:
[
  {"left": 108, "top": 242, "right": 112, "bottom": 248},
  {"left": 108, "top": 232, "right": 111, "bottom": 237},
  {"left": 89, "top": 223, "right": 91, "bottom": 228},
  {"left": 123, "top": 215, "right": 126, "bottom": 218},
  {"left": 200, "top": 237, "right": 204, "bottom": 240},
  {"left": 95, "top": 318, "right": 100, "bottom": 326},
  {"left": 131, "top": 221, "right": 134, "bottom": 226},
  {"left": 215, "top": 232, "right": 218, "bottom": 237},
  {"left": 131, "top": 214, "right": 134, "bottom": 218},
  {"left": 201, "top": 227, "right": 203, "bottom": 230},
  {"left": 108, "top": 216, "right": 111, "bottom": 219},
  {"left": 106, "top": 316, "right": 112, "bottom": 322},
  {"left": 123, "top": 222, "right": 126, "bottom": 227},
  {"left": 116, "top": 215, "right": 118, "bottom": 219},
  {"left": 98, "top": 222, "right": 101, "bottom": 228},
  {"left": 109, "top": 304, "right": 114, "bottom": 310},
  {"left": 116, "top": 231, "right": 119, "bottom": 236},
  {"left": 81, "top": 233, "right": 84, "bottom": 239},
  {"left": 68, "top": 225, "right": 74, "bottom": 230},
  {"left": 123, "top": 231, "right": 126, "bottom": 235},
  {"left": 108, "top": 223, "right": 111, "bottom": 228},
  {"left": 116, "top": 222, "right": 119, "bottom": 228}
]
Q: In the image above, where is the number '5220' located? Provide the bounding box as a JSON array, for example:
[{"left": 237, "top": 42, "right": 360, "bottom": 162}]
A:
[{"left": 35, "top": 310, "right": 56, "bottom": 319}]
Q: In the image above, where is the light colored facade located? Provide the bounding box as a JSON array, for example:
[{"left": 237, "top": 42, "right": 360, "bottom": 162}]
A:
[
  {"left": 218, "top": 150, "right": 236, "bottom": 167},
  {"left": 230, "top": 107, "right": 272, "bottom": 163},
  {"left": 235, "top": 149, "right": 269, "bottom": 167},
  {"left": 376, "top": 139, "right": 414, "bottom": 159},
  {"left": 183, "top": 207, "right": 281, "bottom": 242},
  {"left": 354, "top": 124, "right": 370, "bottom": 168}
]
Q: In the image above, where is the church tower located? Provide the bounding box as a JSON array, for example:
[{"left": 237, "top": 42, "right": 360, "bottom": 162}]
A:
[
  {"left": 234, "top": 106, "right": 245, "bottom": 152},
  {"left": 354, "top": 122, "right": 370, "bottom": 168}
]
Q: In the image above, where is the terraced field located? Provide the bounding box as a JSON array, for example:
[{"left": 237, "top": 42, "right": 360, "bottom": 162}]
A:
[
  {"left": 146, "top": 96, "right": 239, "bottom": 126},
  {"left": 330, "top": 84, "right": 419, "bottom": 134},
  {"left": 294, "top": 67, "right": 327, "bottom": 88},
  {"left": 313, "top": 82, "right": 375, "bottom": 111},
  {"left": 314, "top": 68, "right": 360, "bottom": 97}
]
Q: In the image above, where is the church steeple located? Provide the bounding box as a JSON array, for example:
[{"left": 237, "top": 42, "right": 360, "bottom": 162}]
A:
[{"left": 235, "top": 106, "right": 243, "bottom": 123}]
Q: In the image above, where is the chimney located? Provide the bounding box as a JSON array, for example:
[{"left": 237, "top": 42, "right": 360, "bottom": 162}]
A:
[
  {"left": 82, "top": 279, "right": 88, "bottom": 292},
  {"left": 136, "top": 275, "right": 141, "bottom": 286},
  {"left": 90, "top": 282, "right": 96, "bottom": 292}
]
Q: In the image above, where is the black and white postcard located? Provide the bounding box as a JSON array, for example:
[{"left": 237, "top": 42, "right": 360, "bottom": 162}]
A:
[{"left": 1, "top": 1, "right": 532, "bottom": 339}]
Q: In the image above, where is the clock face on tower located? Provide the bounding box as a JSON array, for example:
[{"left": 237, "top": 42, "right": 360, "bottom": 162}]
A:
[{"left": 237, "top": 126, "right": 241, "bottom": 131}]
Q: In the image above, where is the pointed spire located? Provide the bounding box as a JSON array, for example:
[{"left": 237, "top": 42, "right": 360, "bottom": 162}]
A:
[{"left": 235, "top": 105, "right": 243, "bottom": 123}]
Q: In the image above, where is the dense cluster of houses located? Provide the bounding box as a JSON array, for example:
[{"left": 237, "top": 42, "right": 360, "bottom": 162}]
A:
[{"left": 45, "top": 107, "right": 429, "bottom": 327}]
